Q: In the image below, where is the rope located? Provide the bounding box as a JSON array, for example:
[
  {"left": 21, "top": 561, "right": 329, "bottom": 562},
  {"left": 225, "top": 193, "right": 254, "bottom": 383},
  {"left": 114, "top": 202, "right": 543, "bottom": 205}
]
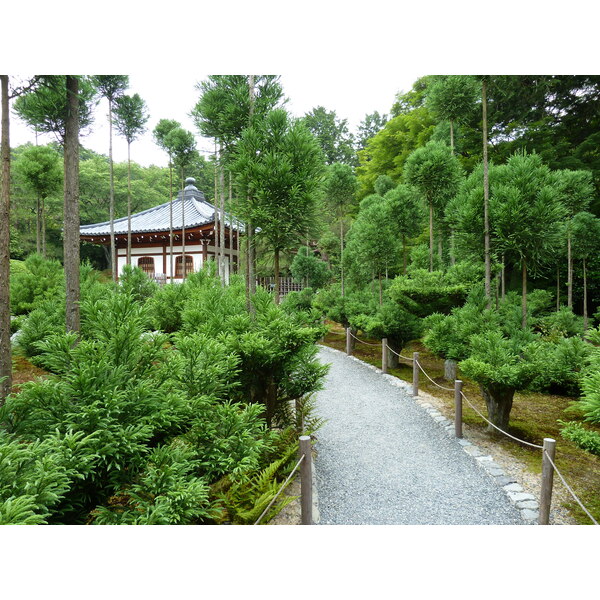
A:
[
  {"left": 460, "top": 391, "right": 544, "bottom": 449},
  {"left": 349, "top": 331, "right": 381, "bottom": 347},
  {"left": 543, "top": 449, "right": 599, "bottom": 525},
  {"left": 253, "top": 454, "right": 305, "bottom": 525},
  {"left": 385, "top": 343, "right": 414, "bottom": 362},
  {"left": 415, "top": 359, "right": 455, "bottom": 392}
]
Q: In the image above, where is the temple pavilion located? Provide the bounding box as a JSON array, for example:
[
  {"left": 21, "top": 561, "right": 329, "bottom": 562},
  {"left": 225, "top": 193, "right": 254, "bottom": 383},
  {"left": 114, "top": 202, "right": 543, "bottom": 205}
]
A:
[{"left": 80, "top": 177, "right": 242, "bottom": 283}]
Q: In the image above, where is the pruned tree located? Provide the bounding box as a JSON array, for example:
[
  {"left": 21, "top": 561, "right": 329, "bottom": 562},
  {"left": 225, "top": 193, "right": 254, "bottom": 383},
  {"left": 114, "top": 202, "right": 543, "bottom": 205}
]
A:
[
  {"left": 384, "top": 184, "right": 425, "bottom": 274},
  {"left": 192, "top": 75, "right": 285, "bottom": 297},
  {"left": 153, "top": 118, "right": 181, "bottom": 281},
  {"left": 493, "top": 152, "right": 566, "bottom": 328},
  {"left": 403, "top": 141, "right": 462, "bottom": 271},
  {"left": 426, "top": 75, "right": 480, "bottom": 153},
  {"left": 165, "top": 127, "right": 198, "bottom": 279},
  {"left": 234, "top": 109, "right": 325, "bottom": 303},
  {"left": 113, "top": 93, "right": 149, "bottom": 264},
  {"left": 12, "top": 144, "right": 62, "bottom": 256},
  {"left": 551, "top": 169, "right": 594, "bottom": 308},
  {"left": 92, "top": 76, "right": 129, "bottom": 281},
  {"left": 322, "top": 162, "right": 357, "bottom": 296},
  {"left": 571, "top": 211, "right": 600, "bottom": 330}
]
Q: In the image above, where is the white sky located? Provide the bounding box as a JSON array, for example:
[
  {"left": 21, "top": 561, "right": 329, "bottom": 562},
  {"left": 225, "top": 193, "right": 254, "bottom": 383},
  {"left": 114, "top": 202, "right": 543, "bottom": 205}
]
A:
[{"left": 8, "top": 71, "right": 419, "bottom": 168}]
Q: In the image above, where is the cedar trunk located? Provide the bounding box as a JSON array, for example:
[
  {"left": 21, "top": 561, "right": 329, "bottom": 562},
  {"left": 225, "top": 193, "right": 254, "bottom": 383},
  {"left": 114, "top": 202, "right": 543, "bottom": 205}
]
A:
[
  {"left": 428, "top": 201, "right": 434, "bottom": 272},
  {"left": 108, "top": 99, "right": 116, "bottom": 282},
  {"left": 521, "top": 258, "right": 527, "bottom": 329},
  {"left": 583, "top": 257, "right": 588, "bottom": 331},
  {"left": 127, "top": 141, "right": 132, "bottom": 264},
  {"left": 64, "top": 76, "right": 81, "bottom": 334},
  {"left": 482, "top": 78, "right": 492, "bottom": 308},
  {"left": 481, "top": 384, "right": 515, "bottom": 433},
  {"left": 274, "top": 248, "right": 280, "bottom": 305},
  {"left": 0, "top": 75, "right": 12, "bottom": 402}
]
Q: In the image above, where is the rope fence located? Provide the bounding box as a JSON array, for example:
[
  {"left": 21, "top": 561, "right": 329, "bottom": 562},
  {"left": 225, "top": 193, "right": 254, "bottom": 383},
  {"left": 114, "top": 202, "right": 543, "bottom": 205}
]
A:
[
  {"left": 329, "top": 327, "right": 598, "bottom": 526},
  {"left": 253, "top": 435, "right": 313, "bottom": 526},
  {"left": 254, "top": 454, "right": 305, "bottom": 525}
]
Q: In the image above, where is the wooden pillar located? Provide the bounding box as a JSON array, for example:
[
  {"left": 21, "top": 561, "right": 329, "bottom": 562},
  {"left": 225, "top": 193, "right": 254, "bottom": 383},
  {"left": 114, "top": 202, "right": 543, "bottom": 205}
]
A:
[
  {"left": 412, "top": 352, "right": 419, "bottom": 397},
  {"left": 454, "top": 380, "right": 463, "bottom": 438},
  {"left": 539, "top": 438, "right": 556, "bottom": 525},
  {"left": 381, "top": 338, "right": 388, "bottom": 374},
  {"left": 299, "top": 435, "right": 313, "bottom": 525}
]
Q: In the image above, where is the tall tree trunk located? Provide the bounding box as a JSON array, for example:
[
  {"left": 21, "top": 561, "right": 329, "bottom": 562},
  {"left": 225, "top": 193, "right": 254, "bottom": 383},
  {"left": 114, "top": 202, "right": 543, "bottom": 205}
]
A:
[
  {"left": 36, "top": 195, "right": 41, "bottom": 253},
  {"left": 567, "top": 231, "right": 573, "bottom": 308},
  {"left": 428, "top": 201, "right": 434, "bottom": 272},
  {"left": 0, "top": 75, "right": 12, "bottom": 402},
  {"left": 64, "top": 76, "right": 80, "bottom": 335},
  {"left": 229, "top": 170, "right": 234, "bottom": 273},
  {"left": 556, "top": 264, "right": 560, "bottom": 311},
  {"left": 181, "top": 167, "right": 186, "bottom": 279},
  {"left": 246, "top": 75, "right": 256, "bottom": 306},
  {"left": 214, "top": 141, "right": 219, "bottom": 277},
  {"left": 501, "top": 254, "right": 506, "bottom": 300},
  {"left": 482, "top": 78, "right": 492, "bottom": 308},
  {"left": 219, "top": 143, "right": 226, "bottom": 284},
  {"left": 274, "top": 248, "right": 280, "bottom": 305},
  {"left": 108, "top": 99, "right": 116, "bottom": 282},
  {"left": 521, "top": 258, "right": 527, "bottom": 329},
  {"left": 41, "top": 196, "right": 46, "bottom": 257},
  {"left": 340, "top": 216, "right": 345, "bottom": 296},
  {"left": 169, "top": 160, "right": 173, "bottom": 281},
  {"left": 127, "top": 141, "right": 132, "bottom": 265},
  {"left": 583, "top": 257, "right": 588, "bottom": 331}
]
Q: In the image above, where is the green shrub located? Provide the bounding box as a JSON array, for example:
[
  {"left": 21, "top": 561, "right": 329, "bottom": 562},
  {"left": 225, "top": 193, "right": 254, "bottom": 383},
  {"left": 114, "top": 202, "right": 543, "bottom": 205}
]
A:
[
  {"left": 119, "top": 264, "right": 158, "bottom": 304},
  {"left": 535, "top": 307, "right": 584, "bottom": 340},
  {"left": 559, "top": 421, "right": 600, "bottom": 456},
  {"left": 90, "top": 443, "right": 213, "bottom": 525},
  {"left": 10, "top": 253, "right": 64, "bottom": 315},
  {"left": 146, "top": 283, "right": 190, "bottom": 333}
]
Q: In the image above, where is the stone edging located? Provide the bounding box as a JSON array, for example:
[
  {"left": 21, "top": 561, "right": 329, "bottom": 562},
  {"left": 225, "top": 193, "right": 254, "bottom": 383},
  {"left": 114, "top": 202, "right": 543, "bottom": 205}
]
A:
[{"left": 318, "top": 344, "right": 540, "bottom": 525}]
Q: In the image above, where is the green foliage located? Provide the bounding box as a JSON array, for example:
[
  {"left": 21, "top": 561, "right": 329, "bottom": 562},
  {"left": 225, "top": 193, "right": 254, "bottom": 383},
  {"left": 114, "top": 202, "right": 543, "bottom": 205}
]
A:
[
  {"left": 12, "top": 144, "right": 62, "bottom": 199},
  {"left": 0, "top": 430, "right": 97, "bottom": 524},
  {"left": 374, "top": 174, "right": 395, "bottom": 196},
  {"left": 425, "top": 76, "right": 480, "bottom": 128},
  {"left": 403, "top": 140, "right": 463, "bottom": 214},
  {"left": 388, "top": 269, "right": 470, "bottom": 318},
  {"left": 536, "top": 307, "right": 584, "bottom": 340},
  {"left": 302, "top": 105, "right": 356, "bottom": 165},
  {"left": 234, "top": 109, "right": 326, "bottom": 254},
  {"left": 113, "top": 93, "right": 149, "bottom": 145},
  {"left": 146, "top": 282, "right": 190, "bottom": 333},
  {"left": 90, "top": 443, "right": 213, "bottom": 525},
  {"left": 558, "top": 421, "right": 600, "bottom": 456},
  {"left": 356, "top": 107, "right": 435, "bottom": 198},
  {"left": 10, "top": 253, "right": 64, "bottom": 315},
  {"left": 350, "top": 299, "right": 422, "bottom": 352},
  {"left": 290, "top": 247, "right": 330, "bottom": 289},
  {"left": 118, "top": 264, "right": 158, "bottom": 304},
  {"left": 13, "top": 76, "right": 97, "bottom": 142}
]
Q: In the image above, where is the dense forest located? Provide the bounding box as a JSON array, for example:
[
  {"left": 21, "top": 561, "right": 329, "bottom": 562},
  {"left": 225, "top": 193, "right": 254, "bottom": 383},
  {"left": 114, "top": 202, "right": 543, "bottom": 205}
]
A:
[{"left": 1, "top": 74, "right": 599, "bottom": 525}]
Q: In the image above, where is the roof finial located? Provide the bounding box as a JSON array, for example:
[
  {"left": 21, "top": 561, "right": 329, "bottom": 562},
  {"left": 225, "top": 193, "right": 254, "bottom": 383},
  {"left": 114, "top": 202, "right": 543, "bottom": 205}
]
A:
[{"left": 185, "top": 176, "right": 196, "bottom": 187}]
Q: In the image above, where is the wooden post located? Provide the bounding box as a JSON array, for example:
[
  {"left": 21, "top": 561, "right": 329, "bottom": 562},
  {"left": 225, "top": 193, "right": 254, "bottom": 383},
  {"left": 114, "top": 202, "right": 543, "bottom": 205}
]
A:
[
  {"left": 454, "top": 379, "right": 463, "bottom": 438},
  {"left": 539, "top": 438, "right": 556, "bottom": 525},
  {"left": 299, "top": 435, "right": 312, "bottom": 525},
  {"left": 381, "top": 338, "right": 388, "bottom": 374},
  {"left": 295, "top": 398, "right": 303, "bottom": 433},
  {"left": 346, "top": 327, "right": 351, "bottom": 355},
  {"left": 412, "top": 352, "right": 419, "bottom": 397}
]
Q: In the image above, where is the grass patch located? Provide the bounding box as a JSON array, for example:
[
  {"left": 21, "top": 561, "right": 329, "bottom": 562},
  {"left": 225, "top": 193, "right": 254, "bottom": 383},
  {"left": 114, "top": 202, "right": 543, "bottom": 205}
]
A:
[{"left": 321, "top": 321, "right": 600, "bottom": 525}]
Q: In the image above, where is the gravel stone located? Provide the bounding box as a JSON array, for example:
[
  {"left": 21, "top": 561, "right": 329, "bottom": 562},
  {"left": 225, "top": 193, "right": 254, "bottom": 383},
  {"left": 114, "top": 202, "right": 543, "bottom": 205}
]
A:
[
  {"left": 503, "top": 483, "right": 523, "bottom": 493},
  {"left": 508, "top": 492, "right": 536, "bottom": 503},
  {"left": 313, "top": 346, "right": 523, "bottom": 525}
]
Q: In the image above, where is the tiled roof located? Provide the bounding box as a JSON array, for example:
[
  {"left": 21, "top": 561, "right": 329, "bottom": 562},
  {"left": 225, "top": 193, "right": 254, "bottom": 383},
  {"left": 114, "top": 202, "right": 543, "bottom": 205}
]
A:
[{"left": 80, "top": 178, "right": 243, "bottom": 236}]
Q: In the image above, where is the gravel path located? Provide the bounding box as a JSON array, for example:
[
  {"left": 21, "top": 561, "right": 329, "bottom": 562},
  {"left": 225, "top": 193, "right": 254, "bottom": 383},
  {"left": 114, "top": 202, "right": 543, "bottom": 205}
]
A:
[{"left": 313, "top": 346, "right": 524, "bottom": 525}]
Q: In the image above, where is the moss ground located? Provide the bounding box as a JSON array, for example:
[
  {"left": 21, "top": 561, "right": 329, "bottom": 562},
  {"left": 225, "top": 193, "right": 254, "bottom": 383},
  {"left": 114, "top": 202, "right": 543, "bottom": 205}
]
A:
[{"left": 322, "top": 322, "right": 600, "bottom": 525}]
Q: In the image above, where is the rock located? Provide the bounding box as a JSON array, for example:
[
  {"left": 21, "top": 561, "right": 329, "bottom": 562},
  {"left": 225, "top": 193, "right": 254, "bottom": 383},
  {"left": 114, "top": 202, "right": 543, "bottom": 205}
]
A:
[
  {"left": 521, "top": 509, "right": 539, "bottom": 521},
  {"left": 516, "top": 500, "right": 539, "bottom": 510},
  {"left": 508, "top": 491, "right": 536, "bottom": 503},
  {"left": 503, "top": 483, "right": 523, "bottom": 493}
]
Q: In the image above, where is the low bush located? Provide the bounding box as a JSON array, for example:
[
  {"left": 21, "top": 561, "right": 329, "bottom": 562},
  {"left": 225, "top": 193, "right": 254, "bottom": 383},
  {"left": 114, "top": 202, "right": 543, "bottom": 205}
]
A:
[
  {"left": 559, "top": 421, "right": 600, "bottom": 456},
  {"left": 10, "top": 254, "right": 64, "bottom": 315}
]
